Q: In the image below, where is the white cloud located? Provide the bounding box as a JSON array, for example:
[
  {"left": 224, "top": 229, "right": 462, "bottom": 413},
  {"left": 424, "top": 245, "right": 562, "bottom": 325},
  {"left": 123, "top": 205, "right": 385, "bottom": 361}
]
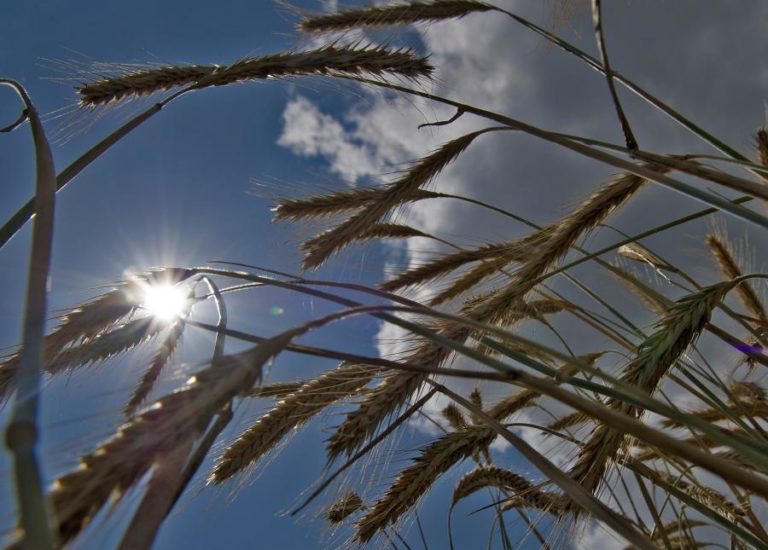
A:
[{"left": 277, "top": 96, "right": 381, "bottom": 184}]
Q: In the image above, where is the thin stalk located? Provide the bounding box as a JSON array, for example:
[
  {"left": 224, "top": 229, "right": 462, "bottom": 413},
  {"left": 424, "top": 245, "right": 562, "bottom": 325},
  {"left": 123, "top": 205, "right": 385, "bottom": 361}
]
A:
[
  {"left": 434, "top": 383, "right": 655, "bottom": 550},
  {"left": 118, "top": 276, "right": 228, "bottom": 549},
  {"left": 0, "top": 88, "right": 192, "bottom": 251},
  {"left": 591, "top": 0, "right": 637, "bottom": 151},
  {"left": 1, "top": 78, "right": 56, "bottom": 550},
  {"left": 349, "top": 76, "right": 768, "bottom": 228},
  {"left": 490, "top": 5, "right": 752, "bottom": 165}
]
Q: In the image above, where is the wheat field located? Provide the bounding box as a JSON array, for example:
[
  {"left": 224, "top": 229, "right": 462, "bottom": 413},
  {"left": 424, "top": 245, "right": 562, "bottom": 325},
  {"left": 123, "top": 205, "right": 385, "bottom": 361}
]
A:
[{"left": 1, "top": 1, "right": 768, "bottom": 548}]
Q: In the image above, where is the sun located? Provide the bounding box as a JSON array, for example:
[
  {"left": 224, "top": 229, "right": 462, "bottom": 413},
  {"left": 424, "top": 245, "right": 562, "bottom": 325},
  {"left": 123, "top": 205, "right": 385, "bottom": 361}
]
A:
[{"left": 141, "top": 283, "right": 189, "bottom": 321}]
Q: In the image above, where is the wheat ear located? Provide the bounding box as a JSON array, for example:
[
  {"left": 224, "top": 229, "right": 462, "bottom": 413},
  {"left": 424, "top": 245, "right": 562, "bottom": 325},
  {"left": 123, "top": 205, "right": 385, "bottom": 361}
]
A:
[
  {"left": 78, "top": 45, "right": 433, "bottom": 106},
  {"left": 211, "top": 362, "right": 379, "bottom": 483},
  {"left": 44, "top": 316, "right": 164, "bottom": 374},
  {"left": 272, "top": 188, "right": 437, "bottom": 222},
  {"left": 247, "top": 380, "right": 306, "bottom": 398},
  {"left": 568, "top": 282, "right": 734, "bottom": 501},
  {"left": 355, "top": 429, "right": 495, "bottom": 543},
  {"left": 0, "top": 287, "right": 141, "bottom": 402},
  {"left": 48, "top": 334, "right": 293, "bottom": 544},
  {"left": 301, "top": 132, "right": 485, "bottom": 269},
  {"left": 353, "top": 360, "right": 585, "bottom": 541},
  {"left": 467, "top": 168, "right": 667, "bottom": 326},
  {"left": 706, "top": 233, "right": 767, "bottom": 324},
  {"left": 441, "top": 403, "right": 468, "bottom": 431},
  {"left": 124, "top": 319, "right": 186, "bottom": 416},
  {"left": 547, "top": 411, "right": 591, "bottom": 432},
  {"left": 327, "top": 491, "right": 365, "bottom": 523},
  {"left": 299, "top": 0, "right": 494, "bottom": 33},
  {"left": 326, "top": 323, "right": 468, "bottom": 459},
  {"left": 757, "top": 129, "right": 768, "bottom": 167}
]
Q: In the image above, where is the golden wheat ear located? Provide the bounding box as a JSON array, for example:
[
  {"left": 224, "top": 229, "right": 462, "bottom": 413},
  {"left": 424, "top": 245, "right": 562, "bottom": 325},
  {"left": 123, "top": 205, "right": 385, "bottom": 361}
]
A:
[
  {"left": 757, "top": 129, "right": 768, "bottom": 167},
  {"left": 299, "top": 0, "right": 494, "bottom": 33},
  {"left": 0, "top": 285, "right": 139, "bottom": 403},
  {"left": 453, "top": 466, "right": 561, "bottom": 513},
  {"left": 78, "top": 45, "right": 433, "bottom": 106},
  {"left": 706, "top": 233, "right": 767, "bottom": 324},
  {"left": 326, "top": 491, "right": 365, "bottom": 524},
  {"left": 272, "top": 188, "right": 438, "bottom": 222},
  {"left": 301, "top": 131, "right": 487, "bottom": 270},
  {"left": 209, "top": 362, "right": 379, "bottom": 483}
]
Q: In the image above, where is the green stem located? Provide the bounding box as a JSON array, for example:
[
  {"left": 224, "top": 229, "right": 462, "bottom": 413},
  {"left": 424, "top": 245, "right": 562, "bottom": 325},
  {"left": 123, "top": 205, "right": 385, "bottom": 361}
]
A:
[{"left": 0, "top": 78, "right": 56, "bottom": 550}]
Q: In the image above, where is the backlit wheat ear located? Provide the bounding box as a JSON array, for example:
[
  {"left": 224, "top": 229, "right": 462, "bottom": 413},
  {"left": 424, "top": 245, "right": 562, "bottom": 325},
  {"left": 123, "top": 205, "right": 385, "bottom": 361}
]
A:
[
  {"left": 353, "top": 359, "right": 586, "bottom": 542},
  {"left": 45, "top": 316, "right": 164, "bottom": 375},
  {"left": 299, "top": 0, "right": 495, "bottom": 33},
  {"left": 78, "top": 45, "right": 433, "bottom": 106},
  {"left": 326, "top": 323, "right": 468, "bottom": 459},
  {"left": 640, "top": 467, "right": 745, "bottom": 522},
  {"left": 247, "top": 380, "right": 306, "bottom": 398},
  {"left": 441, "top": 403, "right": 468, "bottom": 431},
  {"left": 351, "top": 223, "right": 435, "bottom": 243},
  {"left": 568, "top": 282, "right": 735, "bottom": 501},
  {"left": 354, "top": 429, "right": 496, "bottom": 543},
  {"left": 452, "top": 467, "right": 552, "bottom": 508},
  {"left": 660, "top": 400, "right": 768, "bottom": 429},
  {"left": 49, "top": 337, "right": 290, "bottom": 544},
  {"left": 301, "top": 131, "right": 486, "bottom": 270},
  {"left": 0, "top": 285, "right": 141, "bottom": 402},
  {"left": 327, "top": 491, "right": 364, "bottom": 523},
  {"left": 730, "top": 380, "right": 765, "bottom": 401},
  {"left": 467, "top": 167, "right": 668, "bottom": 326},
  {"left": 706, "top": 233, "right": 767, "bottom": 324},
  {"left": 380, "top": 242, "right": 512, "bottom": 292},
  {"left": 211, "top": 362, "right": 380, "bottom": 483},
  {"left": 547, "top": 411, "right": 591, "bottom": 432},
  {"left": 124, "top": 319, "right": 186, "bottom": 416},
  {"left": 430, "top": 232, "right": 555, "bottom": 305},
  {"left": 272, "top": 188, "right": 438, "bottom": 222},
  {"left": 757, "top": 129, "right": 768, "bottom": 167}
]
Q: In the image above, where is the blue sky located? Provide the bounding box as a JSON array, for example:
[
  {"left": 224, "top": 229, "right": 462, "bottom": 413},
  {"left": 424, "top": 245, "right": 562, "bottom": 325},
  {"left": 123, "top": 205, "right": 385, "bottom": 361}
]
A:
[{"left": 2, "top": 1, "right": 768, "bottom": 548}]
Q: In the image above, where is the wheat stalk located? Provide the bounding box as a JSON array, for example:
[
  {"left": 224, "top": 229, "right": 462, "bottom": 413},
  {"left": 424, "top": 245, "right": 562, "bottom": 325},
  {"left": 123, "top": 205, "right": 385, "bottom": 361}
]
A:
[
  {"left": 299, "top": 0, "right": 494, "bottom": 33},
  {"left": 78, "top": 45, "right": 433, "bottom": 106}
]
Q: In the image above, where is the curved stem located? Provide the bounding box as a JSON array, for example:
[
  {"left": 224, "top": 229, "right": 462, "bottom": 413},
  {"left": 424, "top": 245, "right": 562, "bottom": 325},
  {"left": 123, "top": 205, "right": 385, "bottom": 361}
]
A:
[
  {"left": 0, "top": 87, "right": 192, "bottom": 251},
  {"left": 350, "top": 76, "right": 768, "bottom": 228},
  {"left": 0, "top": 78, "right": 56, "bottom": 550}
]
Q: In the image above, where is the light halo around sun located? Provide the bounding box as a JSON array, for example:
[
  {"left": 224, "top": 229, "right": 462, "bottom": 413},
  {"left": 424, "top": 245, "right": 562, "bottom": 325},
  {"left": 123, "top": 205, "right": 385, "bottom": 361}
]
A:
[{"left": 141, "top": 283, "right": 189, "bottom": 321}]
